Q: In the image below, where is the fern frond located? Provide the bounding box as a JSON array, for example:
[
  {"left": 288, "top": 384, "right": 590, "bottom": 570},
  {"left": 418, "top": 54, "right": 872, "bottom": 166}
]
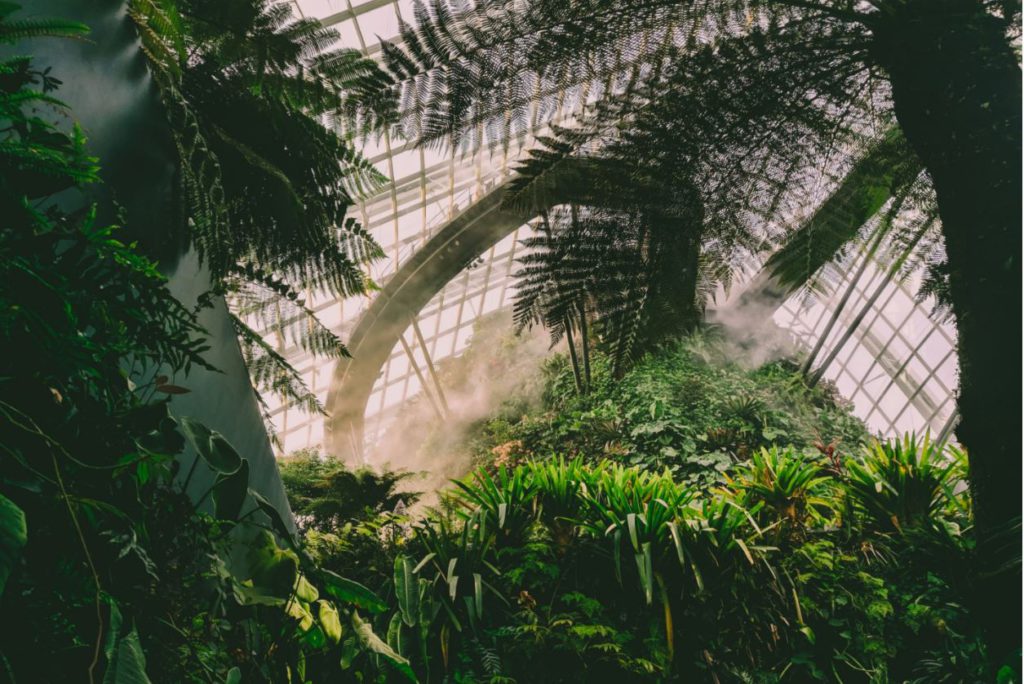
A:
[{"left": 232, "top": 314, "right": 326, "bottom": 417}]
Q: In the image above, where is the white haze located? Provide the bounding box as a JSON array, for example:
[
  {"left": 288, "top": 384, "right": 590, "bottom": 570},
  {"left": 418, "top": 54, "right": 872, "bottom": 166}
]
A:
[{"left": 366, "top": 311, "right": 556, "bottom": 507}]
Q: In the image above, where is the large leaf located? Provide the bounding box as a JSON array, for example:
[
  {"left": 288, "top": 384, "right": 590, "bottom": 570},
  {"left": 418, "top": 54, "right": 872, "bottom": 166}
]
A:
[
  {"left": 248, "top": 488, "right": 295, "bottom": 544},
  {"left": 245, "top": 530, "right": 299, "bottom": 597},
  {"left": 320, "top": 569, "right": 388, "bottom": 613},
  {"left": 394, "top": 555, "right": 419, "bottom": 627},
  {"left": 179, "top": 417, "right": 241, "bottom": 474},
  {"left": 351, "top": 611, "right": 416, "bottom": 682},
  {"left": 318, "top": 599, "right": 343, "bottom": 643},
  {"left": 0, "top": 494, "right": 26, "bottom": 597},
  {"left": 102, "top": 626, "right": 152, "bottom": 684},
  {"left": 213, "top": 459, "right": 250, "bottom": 520},
  {"left": 295, "top": 573, "right": 319, "bottom": 603}
]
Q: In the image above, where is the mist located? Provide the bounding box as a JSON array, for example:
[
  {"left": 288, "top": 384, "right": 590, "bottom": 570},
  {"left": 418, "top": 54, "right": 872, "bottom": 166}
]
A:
[
  {"left": 707, "top": 275, "right": 801, "bottom": 369},
  {"left": 366, "top": 311, "right": 556, "bottom": 506}
]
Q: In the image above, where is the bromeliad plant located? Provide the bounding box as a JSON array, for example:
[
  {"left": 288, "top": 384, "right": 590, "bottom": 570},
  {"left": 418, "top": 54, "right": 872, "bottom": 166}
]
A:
[
  {"left": 845, "top": 433, "right": 965, "bottom": 534},
  {"left": 383, "top": 460, "right": 776, "bottom": 681},
  {"left": 728, "top": 447, "right": 836, "bottom": 542}
]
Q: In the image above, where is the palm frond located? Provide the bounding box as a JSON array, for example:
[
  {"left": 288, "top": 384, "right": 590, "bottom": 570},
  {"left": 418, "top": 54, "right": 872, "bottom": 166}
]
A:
[
  {"left": 759, "top": 128, "right": 923, "bottom": 295},
  {"left": 226, "top": 265, "right": 351, "bottom": 362},
  {"left": 0, "top": 3, "right": 89, "bottom": 44}
]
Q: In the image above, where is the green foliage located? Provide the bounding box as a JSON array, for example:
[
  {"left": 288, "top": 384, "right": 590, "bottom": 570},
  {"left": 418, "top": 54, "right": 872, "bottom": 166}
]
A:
[
  {"left": 279, "top": 449, "right": 419, "bottom": 533},
  {"left": 356, "top": 0, "right": 1021, "bottom": 666},
  {"left": 728, "top": 447, "right": 835, "bottom": 541},
  {"left": 128, "top": 0, "right": 388, "bottom": 423},
  {"left": 130, "top": 0, "right": 386, "bottom": 283},
  {"left": 0, "top": 11, "right": 396, "bottom": 681},
  {"left": 451, "top": 332, "right": 869, "bottom": 491},
  {"left": 510, "top": 161, "right": 720, "bottom": 379},
  {"left": 845, "top": 433, "right": 964, "bottom": 534},
  {"left": 358, "top": 441, "right": 983, "bottom": 682},
  {"left": 0, "top": 494, "right": 26, "bottom": 598}
]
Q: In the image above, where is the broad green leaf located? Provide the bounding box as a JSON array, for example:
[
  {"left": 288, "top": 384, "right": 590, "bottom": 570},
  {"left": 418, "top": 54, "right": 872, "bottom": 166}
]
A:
[
  {"left": 387, "top": 612, "right": 406, "bottom": 655},
  {"left": 339, "top": 637, "right": 358, "bottom": 669},
  {"left": 247, "top": 489, "right": 295, "bottom": 545},
  {"left": 233, "top": 582, "right": 287, "bottom": 607},
  {"left": 412, "top": 552, "right": 435, "bottom": 574},
  {"left": 626, "top": 513, "right": 640, "bottom": 551},
  {"left": 0, "top": 494, "right": 27, "bottom": 597},
  {"left": 302, "top": 623, "right": 326, "bottom": 649},
  {"left": 394, "top": 556, "right": 418, "bottom": 627},
  {"left": 225, "top": 667, "right": 241, "bottom": 684},
  {"left": 213, "top": 459, "right": 249, "bottom": 521},
  {"left": 179, "top": 417, "right": 240, "bottom": 474},
  {"left": 320, "top": 569, "right": 387, "bottom": 613},
  {"left": 103, "top": 602, "right": 124, "bottom": 664},
  {"left": 318, "top": 600, "right": 343, "bottom": 643},
  {"left": 295, "top": 573, "right": 319, "bottom": 603},
  {"left": 286, "top": 598, "right": 315, "bottom": 631},
  {"left": 245, "top": 530, "right": 299, "bottom": 597},
  {"left": 351, "top": 611, "right": 416, "bottom": 682},
  {"left": 102, "top": 626, "right": 152, "bottom": 684}
]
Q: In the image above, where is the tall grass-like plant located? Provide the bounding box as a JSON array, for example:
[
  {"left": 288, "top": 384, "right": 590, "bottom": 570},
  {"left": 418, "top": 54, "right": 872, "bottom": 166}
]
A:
[
  {"left": 344, "top": 437, "right": 987, "bottom": 681},
  {"left": 845, "top": 434, "right": 963, "bottom": 534}
]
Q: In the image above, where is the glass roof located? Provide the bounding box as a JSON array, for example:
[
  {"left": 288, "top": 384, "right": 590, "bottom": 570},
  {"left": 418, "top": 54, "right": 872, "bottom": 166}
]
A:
[{"left": 249, "top": 0, "right": 959, "bottom": 457}]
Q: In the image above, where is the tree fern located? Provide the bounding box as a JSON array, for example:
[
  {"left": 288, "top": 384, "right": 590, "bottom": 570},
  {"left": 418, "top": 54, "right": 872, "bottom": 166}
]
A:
[
  {"left": 127, "top": 0, "right": 393, "bottom": 418},
  {"left": 231, "top": 313, "right": 325, "bottom": 443},
  {"left": 0, "top": 3, "right": 89, "bottom": 43}
]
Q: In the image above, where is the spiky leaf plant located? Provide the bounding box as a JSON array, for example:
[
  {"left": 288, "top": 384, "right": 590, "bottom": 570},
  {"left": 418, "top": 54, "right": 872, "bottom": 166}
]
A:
[{"left": 845, "top": 434, "right": 964, "bottom": 535}]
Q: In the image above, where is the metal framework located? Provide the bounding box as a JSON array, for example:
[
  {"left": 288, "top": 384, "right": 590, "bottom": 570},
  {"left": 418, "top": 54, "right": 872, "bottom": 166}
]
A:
[{"left": 247, "top": 0, "right": 959, "bottom": 457}]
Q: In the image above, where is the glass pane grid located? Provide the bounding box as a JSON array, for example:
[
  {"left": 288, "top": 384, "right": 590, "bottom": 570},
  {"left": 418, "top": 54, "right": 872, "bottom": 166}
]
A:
[{"left": 246, "top": 0, "right": 960, "bottom": 456}]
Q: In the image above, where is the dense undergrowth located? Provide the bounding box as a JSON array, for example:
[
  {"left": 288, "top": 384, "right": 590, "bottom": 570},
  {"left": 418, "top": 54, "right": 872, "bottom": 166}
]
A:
[
  {"left": 282, "top": 341, "right": 994, "bottom": 682},
  {"left": 0, "top": 14, "right": 406, "bottom": 681}
]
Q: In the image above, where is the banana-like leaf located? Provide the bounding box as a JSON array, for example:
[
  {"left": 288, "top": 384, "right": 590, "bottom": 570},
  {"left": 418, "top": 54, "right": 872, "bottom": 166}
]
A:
[
  {"left": 394, "top": 555, "right": 419, "bottom": 627},
  {"left": 0, "top": 494, "right": 26, "bottom": 598},
  {"left": 351, "top": 611, "right": 416, "bottom": 682},
  {"left": 320, "top": 569, "right": 388, "bottom": 613},
  {"left": 102, "top": 625, "right": 152, "bottom": 684}
]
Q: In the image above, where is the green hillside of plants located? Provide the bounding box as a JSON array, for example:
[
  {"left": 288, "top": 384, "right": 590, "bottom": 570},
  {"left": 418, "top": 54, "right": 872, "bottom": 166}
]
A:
[
  {"left": 278, "top": 339, "right": 989, "bottom": 681},
  {"left": 419, "top": 331, "right": 869, "bottom": 492}
]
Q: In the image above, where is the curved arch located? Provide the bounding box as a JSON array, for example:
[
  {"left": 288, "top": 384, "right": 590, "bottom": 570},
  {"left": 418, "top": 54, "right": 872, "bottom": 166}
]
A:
[
  {"left": 324, "top": 160, "right": 951, "bottom": 460},
  {"left": 324, "top": 161, "right": 702, "bottom": 459},
  {"left": 325, "top": 186, "right": 533, "bottom": 459}
]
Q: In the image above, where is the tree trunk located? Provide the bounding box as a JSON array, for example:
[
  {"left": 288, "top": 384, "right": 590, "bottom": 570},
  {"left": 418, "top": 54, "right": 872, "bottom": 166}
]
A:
[
  {"left": 564, "top": 315, "right": 585, "bottom": 395},
  {"left": 577, "top": 300, "right": 592, "bottom": 389},
  {"left": 872, "top": 0, "right": 1021, "bottom": 666}
]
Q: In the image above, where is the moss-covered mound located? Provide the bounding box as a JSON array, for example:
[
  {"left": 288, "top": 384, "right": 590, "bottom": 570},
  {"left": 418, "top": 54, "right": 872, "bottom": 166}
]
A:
[{"left": 449, "top": 331, "right": 870, "bottom": 490}]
